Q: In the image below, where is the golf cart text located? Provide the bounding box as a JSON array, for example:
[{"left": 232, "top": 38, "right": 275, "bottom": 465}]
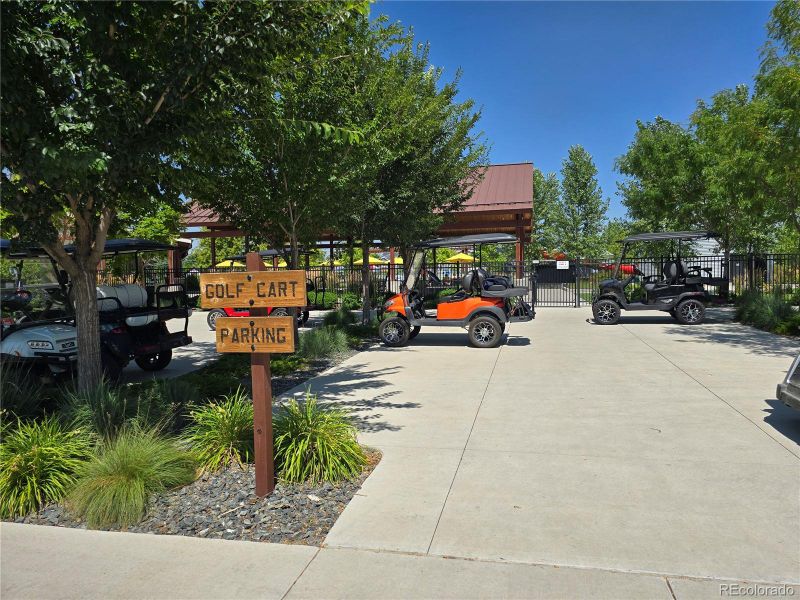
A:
[
  {"left": 199, "top": 271, "right": 307, "bottom": 308},
  {"left": 214, "top": 317, "right": 295, "bottom": 353}
]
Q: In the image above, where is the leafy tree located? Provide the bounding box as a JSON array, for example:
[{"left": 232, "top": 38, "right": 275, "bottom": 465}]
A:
[
  {"left": 113, "top": 204, "right": 183, "bottom": 245},
  {"left": 552, "top": 145, "right": 609, "bottom": 258},
  {"left": 184, "top": 237, "right": 245, "bottom": 270},
  {"left": 181, "top": 20, "right": 364, "bottom": 269},
  {"left": 531, "top": 168, "right": 560, "bottom": 255},
  {"left": 1, "top": 1, "right": 363, "bottom": 390},
  {"left": 615, "top": 117, "right": 703, "bottom": 233},
  {"left": 331, "top": 20, "right": 487, "bottom": 322},
  {"left": 756, "top": 0, "right": 800, "bottom": 238}
]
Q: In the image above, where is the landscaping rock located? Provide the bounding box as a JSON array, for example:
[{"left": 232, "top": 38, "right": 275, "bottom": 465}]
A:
[{"left": 21, "top": 450, "right": 380, "bottom": 547}]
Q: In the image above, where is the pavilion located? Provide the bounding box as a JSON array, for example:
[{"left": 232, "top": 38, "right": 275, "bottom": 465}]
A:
[{"left": 178, "top": 162, "right": 533, "bottom": 272}]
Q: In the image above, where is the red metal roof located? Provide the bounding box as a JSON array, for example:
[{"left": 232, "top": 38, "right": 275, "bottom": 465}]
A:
[
  {"left": 182, "top": 162, "right": 533, "bottom": 228},
  {"left": 462, "top": 162, "right": 533, "bottom": 213}
]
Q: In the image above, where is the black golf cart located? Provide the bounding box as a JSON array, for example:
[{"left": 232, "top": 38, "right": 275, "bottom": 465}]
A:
[{"left": 592, "top": 231, "right": 716, "bottom": 325}]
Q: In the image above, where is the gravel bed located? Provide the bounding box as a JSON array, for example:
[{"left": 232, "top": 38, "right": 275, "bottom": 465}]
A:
[{"left": 20, "top": 450, "right": 381, "bottom": 545}]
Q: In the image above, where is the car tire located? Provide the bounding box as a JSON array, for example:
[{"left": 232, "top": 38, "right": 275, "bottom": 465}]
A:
[
  {"left": 135, "top": 349, "right": 173, "bottom": 371},
  {"left": 379, "top": 316, "right": 410, "bottom": 347},
  {"left": 409, "top": 326, "right": 421, "bottom": 339},
  {"left": 468, "top": 316, "right": 503, "bottom": 348},
  {"left": 101, "top": 349, "right": 124, "bottom": 383},
  {"left": 592, "top": 299, "right": 621, "bottom": 325},
  {"left": 207, "top": 309, "right": 225, "bottom": 331},
  {"left": 675, "top": 299, "right": 705, "bottom": 325}
]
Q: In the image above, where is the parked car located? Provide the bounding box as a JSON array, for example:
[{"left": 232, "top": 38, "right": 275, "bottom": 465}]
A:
[{"left": 777, "top": 354, "right": 800, "bottom": 411}]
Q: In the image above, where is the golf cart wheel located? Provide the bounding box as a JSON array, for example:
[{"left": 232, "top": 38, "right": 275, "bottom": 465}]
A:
[
  {"left": 592, "top": 299, "right": 620, "bottom": 325},
  {"left": 272, "top": 307, "right": 308, "bottom": 327},
  {"left": 135, "top": 349, "right": 172, "bottom": 371},
  {"left": 299, "top": 310, "right": 310, "bottom": 327},
  {"left": 207, "top": 309, "right": 225, "bottom": 331},
  {"left": 379, "top": 316, "right": 410, "bottom": 347},
  {"left": 101, "top": 349, "right": 124, "bottom": 383},
  {"left": 675, "top": 299, "right": 705, "bottom": 325},
  {"left": 409, "top": 326, "right": 421, "bottom": 339},
  {"left": 468, "top": 316, "right": 502, "bottom": 348}
]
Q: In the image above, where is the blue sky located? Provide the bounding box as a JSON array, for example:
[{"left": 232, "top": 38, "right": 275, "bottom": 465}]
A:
[{"left": 376, "top": 1, "right": 774, "bottom": 218}]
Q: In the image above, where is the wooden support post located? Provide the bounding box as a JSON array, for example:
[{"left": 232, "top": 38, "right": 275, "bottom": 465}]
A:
[
  {"left": 210, "top": 238, "right": 217, "bottom": 267},
  {"left": 246, "top": 251, "right": 274, "bottom": 497},
  {"left": 516, "top": 213, "right": 525, "bottom": 279},
  {"left": 329, "top": 235, "right": 335, "bottom": 269}
]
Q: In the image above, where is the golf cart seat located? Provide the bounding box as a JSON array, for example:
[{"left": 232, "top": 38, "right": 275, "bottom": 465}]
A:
[
  {"left": 644, "top": 261, "right": 680, "bottom": 293},
  {"left": 96, "top": 284, "right": 159, "bottom": 327}
]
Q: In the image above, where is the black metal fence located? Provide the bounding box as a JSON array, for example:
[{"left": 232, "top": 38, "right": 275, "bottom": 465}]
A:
[{"left": 96, "top": 252, "right": 800, "bottom": 310}]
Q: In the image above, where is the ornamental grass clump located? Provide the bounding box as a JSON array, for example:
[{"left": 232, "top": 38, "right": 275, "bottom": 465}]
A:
[
  {"left": 67, "top": 428, "right": 196, "bottom": 528},
  {"left": 274, "top": 391, "right": 366, "bottom": 484},
  {"left": 183, "top": 387, "right": 254, "bottom": 471},
  {"left": 298, "top": 326, "right": 349, "bottom": 359},
  {"left": 0, "top": 362, "right": 48, "bottom": 419},
  {"left": 0, "top": 417, "right": 92, "bottom": 518},
  {"left": 322, "top": 306, "right": 357, "bottom": 328},
  {"left": 61, "top": 380, "right": 133, "bottom": 439},
  {"left": 735, "top": 291, "right": 795, "bottom": 332}
]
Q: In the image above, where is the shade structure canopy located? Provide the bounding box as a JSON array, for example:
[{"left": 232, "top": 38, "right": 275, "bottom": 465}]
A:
[
  {"left": 390, "top": 256, "right": 404, "bottom": 264},
  {"left": 416, "top": 233, "right": 517, "bottom": 249},
  {"left": 621, "top": 231, "right": 715, "bottom": 243},
  {"left": 353, "top": 255, "right": 388, "bottom": 265},
  {"left": 215, "top": 260, "right": 244, "bottom": 268},
  {"left": 444, "top": 252, "right": 475, "bottom": 264}
]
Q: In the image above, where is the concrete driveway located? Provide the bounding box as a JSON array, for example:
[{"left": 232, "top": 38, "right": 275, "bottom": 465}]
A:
[{"left": 280, "top": 307, "right": 800, "bottom": 587}]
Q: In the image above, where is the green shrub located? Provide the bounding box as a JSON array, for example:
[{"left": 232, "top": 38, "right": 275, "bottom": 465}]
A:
[
  {"left": 0, "top": 363, "right": 48, "bottom": 419},
  {"left": 183, "top": 387, "right": 254, "bottom": 471},
  {"left": 323, "top": 307, "right": 357, "bottom": 328},
  {"left": 132, "top": 378, "right": 198, "bottom": 433},
  {"left": 345, "top": 320, "right": 380, "bottom": 341},
  {"left": 67, "top": 429, "right": 196, "bottom": 528},
  {"left": 735, "top": 291, "right": 795, "bottom": 331},
  {"left": 340, "top": 292, "right": 362, "bottom": 311},
  {"left": 271, "top": 354, "right": 307, "bottom": 377},
  {"left": 61, "top": 380, "right": 133, "bottom": 439},
  {"left": 309, "top": 291, "right": 337, "bottom": 309},
  {"left": 179, "top": 354, "right": 249, "bottom": 400},
  {"left": 775, "top": 313, "right": 800, "bottom": 336},
  {"left": 0, "top": 417, "right": 92, "bottom": 518},
  {"left": 274, "top": 391, "right": 366, "bottom": 484},
  {"left": 298, "top": 326, "right": 350, "bottom": 359}
]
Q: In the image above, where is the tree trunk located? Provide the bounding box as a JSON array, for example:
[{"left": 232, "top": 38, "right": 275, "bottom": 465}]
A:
[
  {"left": 71, "top": 267, "right": 103, "bottom": 391},
  {"left": 361, "top": 239, "right": 370, "bottom": 325}
]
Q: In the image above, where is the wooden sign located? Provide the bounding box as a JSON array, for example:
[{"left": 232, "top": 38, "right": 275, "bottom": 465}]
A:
[
  {"left": 214, "top": 316, "right": 295, "bottom": 354},
  {"left": 199, "top": 271, "right": 307, "bottom": 309}
]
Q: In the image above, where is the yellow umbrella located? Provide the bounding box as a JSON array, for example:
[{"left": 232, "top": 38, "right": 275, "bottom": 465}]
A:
[
  {"left": 353, "top": 255, "right": 388, "bottom": 265},
  {"left": 444, "top": 252, "right": 475, "bottom": 264},
  {"left": 215, "top": 260, "right": 245, "bottom": 268}
]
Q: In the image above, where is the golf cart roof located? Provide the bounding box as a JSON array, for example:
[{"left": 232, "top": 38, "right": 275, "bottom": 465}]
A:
[
  {"left": 622, "top": 231, "right": 714, "bottom": 243},
  {"left": 0, "top": 239, "right": 9, "bottom": 253},
  {"left": 63, "top": 238, "right": 175, "bottom": 255},
  {"left": 417, "top": 233, "right": 518, "bottom": 249}
]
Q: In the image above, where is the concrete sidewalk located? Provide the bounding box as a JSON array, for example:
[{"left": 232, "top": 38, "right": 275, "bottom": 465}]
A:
[
  {"left": 3, "top": 308, "right": 799, "bottom": 598},
  {"left": 2, "top": 523, "right": 789, "bottom": 599}
]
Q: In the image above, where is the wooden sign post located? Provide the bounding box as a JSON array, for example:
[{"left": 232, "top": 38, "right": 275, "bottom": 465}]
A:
[{"left": 199, "top": 253, "right": 306, "bottom": 496}]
